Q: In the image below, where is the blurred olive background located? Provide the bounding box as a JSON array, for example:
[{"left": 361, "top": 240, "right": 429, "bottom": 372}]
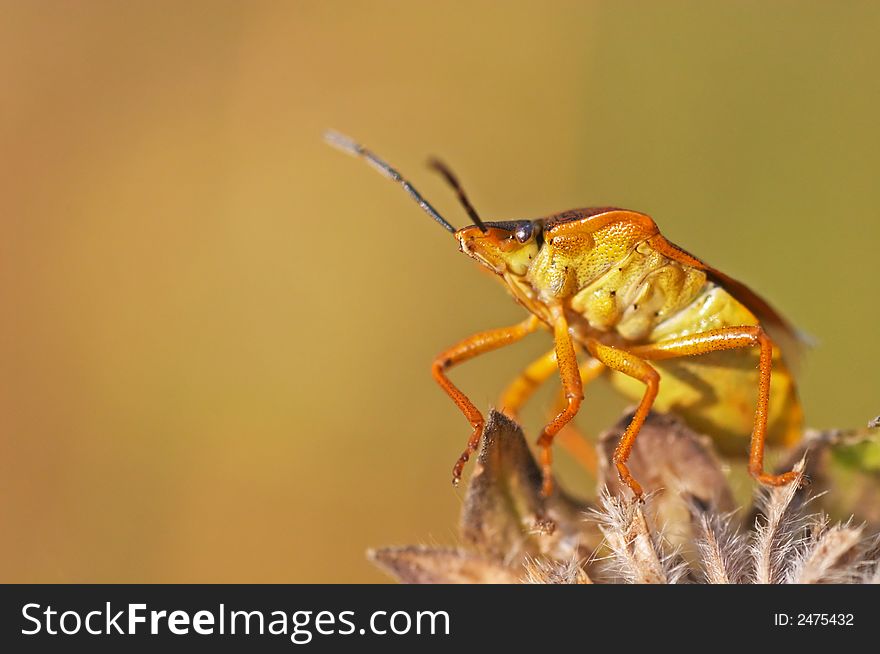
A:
[{"left": 1, "top": 1, "right": 878, "bottom": 583}]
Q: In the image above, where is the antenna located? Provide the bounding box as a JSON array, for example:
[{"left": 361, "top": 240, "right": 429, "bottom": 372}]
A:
[
  {"left": 324, "top": 130, "right": 456, "bottom": 234},
  {"left": 426, "top": 158, "right": 488, "bottom": 233}
]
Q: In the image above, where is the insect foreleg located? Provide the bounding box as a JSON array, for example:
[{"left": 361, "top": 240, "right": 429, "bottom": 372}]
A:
[
  {"left": 432, "top": 315, "right": 541, "bottom": 486},
  {"left": 548, "top": 357, "right": 605, "bottom": 476},
  {"left": 500, "top": 350, "right": 603, "bottom": 479},
  {"left": 535, "top": 305, "right": 584, "bottom": 497},
  {"left": 585, "top": 340, "right": 660, "bottom": 498},
  {"left": 628, "top": 326, "right": 800, "bottom": 488}
]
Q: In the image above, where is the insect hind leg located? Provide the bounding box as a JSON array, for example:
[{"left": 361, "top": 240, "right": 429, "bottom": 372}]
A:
[{"left": 628, "top": 326, "right": 800, "bottom": 488}]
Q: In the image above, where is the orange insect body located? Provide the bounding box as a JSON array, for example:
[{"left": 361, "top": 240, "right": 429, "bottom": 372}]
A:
[
  {"left": 460, "top": 209, "right": 803, "bottom": 453},
  {"left": 326, "top": 131, "right": 803, "bottom": 497}
]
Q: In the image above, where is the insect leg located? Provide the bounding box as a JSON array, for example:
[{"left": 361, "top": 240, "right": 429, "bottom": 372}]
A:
[
  {"left": 585, "top": 339, "right": 660, "bottom": 498},
  {"left": 548, "top": 357, "right": 606, "bottom": 476},
  {"left": 500, "top": 351, "right": 604, "bottom": 478},
  {"left": 498, "top": 349, "right": 559, "bottom": 420},
  {"left": 535, "top": 306, "right": 584, "bottom": 497},
  {"left": 628, "top": 326, "right": 800, "bottom": 487},
  {"left": 433, "top": 315, "right": 541, "bottom": 486}
]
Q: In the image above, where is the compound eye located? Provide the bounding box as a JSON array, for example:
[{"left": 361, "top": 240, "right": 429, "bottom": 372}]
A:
[{"left": 514, "top": 222, "right": 533, "bottom": 243}]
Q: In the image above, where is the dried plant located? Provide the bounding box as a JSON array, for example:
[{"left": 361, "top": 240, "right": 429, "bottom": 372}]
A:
[
  {"left": 692, "top": 506, "right": 748, "bottom": 584},
  {"left": 371, "top": 410, "right": 880, "bottom": 584},
  {"left": 592, "top": 488, "right": 687, "bottom": 584}
]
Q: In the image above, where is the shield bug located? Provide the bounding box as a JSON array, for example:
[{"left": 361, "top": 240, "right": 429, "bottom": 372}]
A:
[{"left": 325, "top": 130, "right": 804, "bottom": 498}]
